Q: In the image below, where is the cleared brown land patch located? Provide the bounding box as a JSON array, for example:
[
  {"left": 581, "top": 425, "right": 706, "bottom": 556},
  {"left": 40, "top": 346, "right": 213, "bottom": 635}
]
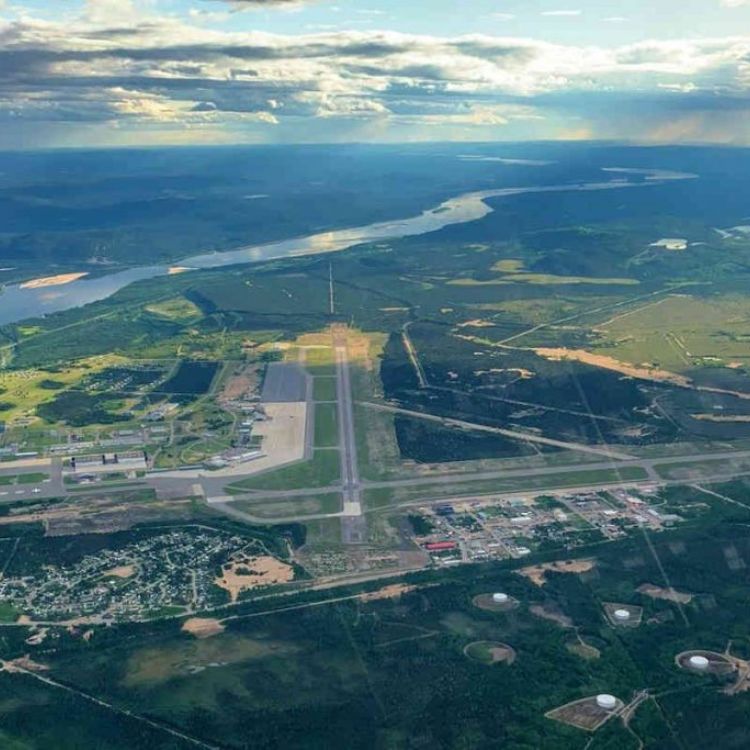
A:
[
  {"left": 181, "top": 618, "right": 225, "bottom": 639},
  {"left": 637, "top": 583, "right": 693, "bottom": 604},
  {"left": 566, "top": 640, "right": 600, "bottom": 661},
  {"left": 103, "top": 565, "right": 135, "bottom": 579},
  {"left": 533, "top": 348, "right": 692, "bottom": 388},
  {"left": 676, "top": 650, "right": 736, "bottom": 676},
  {"left": 463, "top": 640, "right": 516, "bottom": 665},
  {"left": 220, "top": 366, "right": 258, "bottom": 401},
  {"left": 546, "top": 695, "right": 623, "bottom": 732},
  {"left": 518, "top": 559, "right": 596, "bottom": 587},
  {"left": 458, "top": 319, "right": 495, "bottom": 328},
  {"left": 530, "top": 603, "right": 573, "bottom": 628},
  {"left": 4, "top": 657, "right": 49, "bottom": 673},
  {"left": 472, "top": 593, "right": 519, "bottom": 612},
  {"left": 215, "top": 555, "right": 294, "bottom": 603},
  {"left": 360, "top": 584, "right": 417, "bottom": 602}
]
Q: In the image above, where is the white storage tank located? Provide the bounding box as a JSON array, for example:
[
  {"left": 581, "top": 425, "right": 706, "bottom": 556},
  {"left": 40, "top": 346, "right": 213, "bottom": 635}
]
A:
[
  {"left": 613, "top": 608, "right": 631, "bottom": 622},
  {"left": 689, "top": 655, "right": 709, "bottom": 670},
  {"left": 596, "top": 694, "right": 617, "bottom": 710},
  {"left": 492, "top": 593, "right": 509, "bottom": 604}
]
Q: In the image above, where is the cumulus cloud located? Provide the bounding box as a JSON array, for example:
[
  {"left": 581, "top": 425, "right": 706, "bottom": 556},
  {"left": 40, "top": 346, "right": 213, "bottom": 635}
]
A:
[{"left": 0, "top": 9, "right": 748, "bottom": 145}]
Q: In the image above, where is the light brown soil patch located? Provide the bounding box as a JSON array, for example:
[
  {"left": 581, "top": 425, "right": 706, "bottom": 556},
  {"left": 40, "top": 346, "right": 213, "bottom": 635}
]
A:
[
  {"left": 4, "top": 657, "right": 48, "bottom": 673},
  {"left": 676, "top": 650, "right": 736, "bottom": 676},
  {"left": 518, "top": 559, "right": 596, "bottom": 587},
  {"left": 458, "top": 319, "right": 496, "bottom": 328},
  {"left": 463, "top": 640, "right": 516, "bottom": 665},
  {"left": 19, "top": 272, "right": 89, "bottom": 289},
  {"left": 181, "top": 617, "right": 225, "bottom": 639},
  {"left": 637, "top": 583, "right": 693, "bottom": 604},
  {"left": 360, "top": 584, "right": 417, "bottom": 602},
  {"left": 103, "top": 565, "right": 135, "bottom": 579},
  {"left": 567, "top": 640, "right": 600, "bottom": 661},
  {"left": 472, "top": 593, "right": 519, "bottom": 612},
  {"left": 221, "top": 366, "right": 258, "bottom": 401},
  {"left": 533, "top": 348, "right": 692, "bottom": 388},
  {"left": 546, "top": 696, "right": 622, "bottom": 732},
  {"left": 530, "top": 603, "right": 573, "bottom": 628},
  {"left": 215, "top": 555, "right": 294, "bottom": 602}
]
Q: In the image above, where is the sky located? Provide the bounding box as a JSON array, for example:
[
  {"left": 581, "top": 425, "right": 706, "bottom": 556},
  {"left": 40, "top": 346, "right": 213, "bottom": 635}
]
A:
[{"left": 0, "top": 0, "right": 749, "bottom": 148}]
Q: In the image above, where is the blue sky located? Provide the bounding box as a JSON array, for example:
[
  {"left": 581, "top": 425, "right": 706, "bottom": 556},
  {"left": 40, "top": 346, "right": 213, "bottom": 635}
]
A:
[{"left": 1, "top": 0, "right": 749, "bottom": 147}]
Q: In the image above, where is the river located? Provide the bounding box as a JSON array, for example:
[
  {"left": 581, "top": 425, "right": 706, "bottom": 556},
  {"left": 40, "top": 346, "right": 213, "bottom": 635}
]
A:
[{"left": 0, "top": 176, "right": 682, "bottom": 327}]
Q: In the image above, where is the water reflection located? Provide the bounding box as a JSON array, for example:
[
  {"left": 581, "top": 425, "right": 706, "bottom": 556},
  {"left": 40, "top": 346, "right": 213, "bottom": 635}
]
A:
[{"left": 0, "top": 179, "right": 664, "bottom": 327}]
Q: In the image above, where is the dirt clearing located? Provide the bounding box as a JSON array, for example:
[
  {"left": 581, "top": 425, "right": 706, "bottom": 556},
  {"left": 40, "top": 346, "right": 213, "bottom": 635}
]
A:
[
  {"left": 103, "top": 565, "right": 136, "bottom": 579},
  {"left": 360, "top": 584, "right": 418, "bottom": 602},
  {"left": 637, "top": 583, "right": 693, "bottom": 604},
  {"left": 518, "top": 559, "right": 596, "bottom": 586},
  {"left": 533, "top": 348, "right": 692, "bottom": 388},
  {"left": 215, "top": 555, "right": 294, "bottom": 602},
  {"left": 181, "top": 618, "right": 225, "bottom": 639},
  {"left": 530, "top": 603, "right": 573, "bottom": 628}
]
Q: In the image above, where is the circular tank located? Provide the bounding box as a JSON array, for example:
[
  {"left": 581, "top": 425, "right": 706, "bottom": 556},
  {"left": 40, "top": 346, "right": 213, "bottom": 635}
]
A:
[
  {"left": 596, "top": 694, "right": 617, "bottom": 710},
  {"left": 613, "top": 608, "right": 631, "bottom": 621},
  {"left": 492, "top": 593, "right": 509, "bottom": 604},
  {"left": 689, "top": 655, "right": 710, "bottom": 670}
]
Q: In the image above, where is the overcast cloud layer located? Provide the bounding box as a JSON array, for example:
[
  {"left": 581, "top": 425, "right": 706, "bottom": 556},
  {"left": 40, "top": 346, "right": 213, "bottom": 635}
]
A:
[{"left": 0, "top": 0, "right": 749, "bottom": 147}]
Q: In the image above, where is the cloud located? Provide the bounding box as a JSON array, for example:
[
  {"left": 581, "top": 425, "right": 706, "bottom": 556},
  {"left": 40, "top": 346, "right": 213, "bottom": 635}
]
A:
[{"left": 0, "top": 10, "right": 749, "bottom": 146}]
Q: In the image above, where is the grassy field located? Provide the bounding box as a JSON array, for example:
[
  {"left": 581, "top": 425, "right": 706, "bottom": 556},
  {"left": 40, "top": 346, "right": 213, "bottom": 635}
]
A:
[
  {"left": 144, "top": 296, "right": 202, "bottom": 322},
  {"left": 0, "top": 354, "right": 127, "bottom": 425},
  {"left": 313, "top": 376, "right": 337, "bottom": 401},
  {"left": 593, "top": 293, "right": 750, "bottom": 372},
  {"left": 314, "top": 403, "right": 339, "bottom": 448},
  {"left": 227, "top": 448, "right": 341, "bottom": 492},
  {"left": 655, "top": 457, "right": 750, "bottom": 480},
  {"left": 0, "top": 473, "right": 48, "bottom": 486},
  {"left": 232, "top": 493, "right": 341, "bottom": 519}
]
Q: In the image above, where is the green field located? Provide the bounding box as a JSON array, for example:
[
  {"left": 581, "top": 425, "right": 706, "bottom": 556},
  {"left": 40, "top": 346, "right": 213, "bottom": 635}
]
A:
[
  {"left": 227, "top": 449, "right": 341, "bottom": 492},
  {"left": 593, "top": 293, "right": 750, "bottom": 372},
  {"left": 232, "top": 493, "right": 341, "bottom": 520},
  {"left": 313, "top": 376, "right": 337, "bottom": 401},
  {"left": 313, "top": 403, "right": 339, "bottom": 447},
  {"left": 0, "top": 472, "right": 48, "bottom": 486}
]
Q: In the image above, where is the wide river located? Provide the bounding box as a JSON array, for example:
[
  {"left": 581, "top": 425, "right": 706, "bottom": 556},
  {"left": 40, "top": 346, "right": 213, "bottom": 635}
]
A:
[{"left": 0, "top": 176, "right": 677, "bottom": 327}]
